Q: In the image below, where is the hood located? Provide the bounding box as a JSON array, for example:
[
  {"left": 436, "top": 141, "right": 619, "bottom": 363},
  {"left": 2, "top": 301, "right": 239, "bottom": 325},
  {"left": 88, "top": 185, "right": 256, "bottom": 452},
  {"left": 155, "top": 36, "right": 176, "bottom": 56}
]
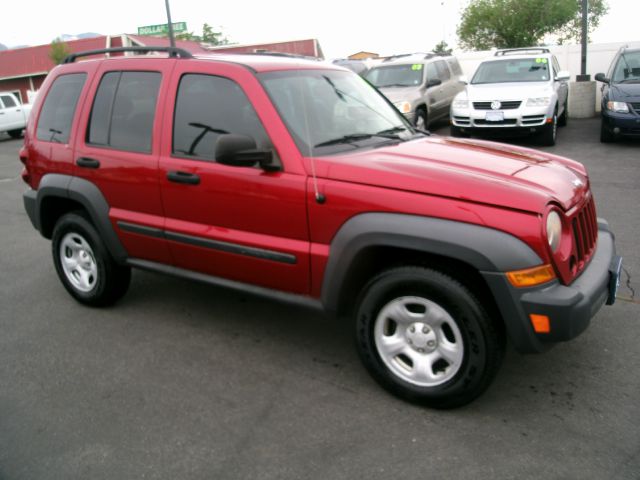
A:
[
  {"left": 312, "top": 136, "right": 589, "bottom": 214},
  {"left": 609, "top": 82, "right": 640, "bottom": 101},
  {"left": 377, "top": 86, "right": 422, "bottom": 104},
  {"left": 462, "top": 82, "right": 552, "bottom": 101}
]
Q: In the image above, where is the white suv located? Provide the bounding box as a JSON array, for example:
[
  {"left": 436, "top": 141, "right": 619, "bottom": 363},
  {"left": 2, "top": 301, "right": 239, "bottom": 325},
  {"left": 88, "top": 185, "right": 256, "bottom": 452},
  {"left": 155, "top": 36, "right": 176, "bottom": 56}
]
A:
[{"left": 450, "top": 48, "right": 570, "bottom": 146}]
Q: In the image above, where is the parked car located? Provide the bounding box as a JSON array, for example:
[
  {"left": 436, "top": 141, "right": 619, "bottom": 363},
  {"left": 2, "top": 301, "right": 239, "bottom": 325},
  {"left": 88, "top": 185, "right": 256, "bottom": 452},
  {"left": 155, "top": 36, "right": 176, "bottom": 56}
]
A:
[
  {"left": 595, "top": 46, "right": 640, "bottom": 142},
  {"left": 21, "top": 46, "right": 621, "bottom": 409},
  {"left": 450, "top": 48, "right": 570, "bottom": 146},
  {"left": 332, "top": 58, "right": 380, "bottom": 77},
  {"left": 0, "top": 92, "right": 31, "bottom": 138},
  {"left": 364, "top": 53, "right": 465, "bottom": 129}
]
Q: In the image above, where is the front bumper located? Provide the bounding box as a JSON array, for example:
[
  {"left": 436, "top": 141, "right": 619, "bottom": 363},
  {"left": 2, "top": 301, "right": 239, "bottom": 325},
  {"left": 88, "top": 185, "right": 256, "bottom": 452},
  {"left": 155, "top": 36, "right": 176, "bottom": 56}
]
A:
[
  {"left": 601, "top": 110, "right": 640, "bottom": 137},
  {"left": 482, "top": 219, "right": 620, "bottom": 353},
  {"left": 451, "top": 104, "right": 552, "bottom": 133}
]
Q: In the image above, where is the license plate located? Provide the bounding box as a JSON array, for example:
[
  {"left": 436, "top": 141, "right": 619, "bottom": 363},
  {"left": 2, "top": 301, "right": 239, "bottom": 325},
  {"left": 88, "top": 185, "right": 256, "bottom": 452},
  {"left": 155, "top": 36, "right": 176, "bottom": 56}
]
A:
[
  {"left": 485, "top": 111, "right": 504, "bottom": 122},
  {"left": 607, "top": 256, "right": 623, "bottom": 305}
]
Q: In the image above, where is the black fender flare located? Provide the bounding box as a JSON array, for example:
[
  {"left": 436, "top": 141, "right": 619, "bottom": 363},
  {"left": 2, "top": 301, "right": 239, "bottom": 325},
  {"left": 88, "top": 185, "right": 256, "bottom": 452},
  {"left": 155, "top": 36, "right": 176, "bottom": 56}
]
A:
[
  {"left": 320, "top": 213, "right": 542, "bottom": 313},
  {"left": 34, "top": 174, "right": 127, "bottom": 263}
]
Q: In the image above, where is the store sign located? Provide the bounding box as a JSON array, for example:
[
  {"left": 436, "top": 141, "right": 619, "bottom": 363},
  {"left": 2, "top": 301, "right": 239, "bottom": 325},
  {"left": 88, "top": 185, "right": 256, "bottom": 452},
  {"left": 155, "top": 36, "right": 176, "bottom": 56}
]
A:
[{"left": 137, "top": 22, "right": 187, "bottom": 36}]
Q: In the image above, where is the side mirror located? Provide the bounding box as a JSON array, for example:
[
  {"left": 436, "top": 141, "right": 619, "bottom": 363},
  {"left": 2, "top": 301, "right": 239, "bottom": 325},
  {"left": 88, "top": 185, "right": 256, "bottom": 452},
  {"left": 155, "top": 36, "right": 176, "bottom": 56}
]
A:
[
  {"left": 555, "top": 70, "right": 571, "bottom": 81},
  {"left": 594, "top": 72, "right": 610, "bottom": 84},
  {"left": 426, "top": 78, "right": 442, "bottom": 88},
  {"left": 458, "top": 75, "right": 468, "bottom": 85},
  {"left": 215, "top": 134, "right": 278, "bottom": 171}
]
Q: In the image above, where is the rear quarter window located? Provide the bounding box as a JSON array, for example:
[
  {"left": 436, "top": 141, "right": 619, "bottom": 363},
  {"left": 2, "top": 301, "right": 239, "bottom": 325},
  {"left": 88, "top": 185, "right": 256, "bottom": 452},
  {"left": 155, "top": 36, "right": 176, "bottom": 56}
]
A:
[{"left": 36, "top": 73, "right": 87, "bottom": 144}]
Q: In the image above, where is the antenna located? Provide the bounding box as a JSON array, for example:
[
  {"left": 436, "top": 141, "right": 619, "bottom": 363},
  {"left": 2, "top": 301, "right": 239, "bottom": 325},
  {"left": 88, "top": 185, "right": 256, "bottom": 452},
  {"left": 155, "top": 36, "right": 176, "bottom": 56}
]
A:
[{"left": 164, "top": 0, "right": 176, "bottom": 50}]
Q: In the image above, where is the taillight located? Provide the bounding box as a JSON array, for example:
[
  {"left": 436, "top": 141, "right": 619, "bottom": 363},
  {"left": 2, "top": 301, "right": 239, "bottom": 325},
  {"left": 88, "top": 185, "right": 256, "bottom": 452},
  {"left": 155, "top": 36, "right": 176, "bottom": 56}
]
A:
[{"left": 19, "top": 146, "right": 30, "bottom": 185}]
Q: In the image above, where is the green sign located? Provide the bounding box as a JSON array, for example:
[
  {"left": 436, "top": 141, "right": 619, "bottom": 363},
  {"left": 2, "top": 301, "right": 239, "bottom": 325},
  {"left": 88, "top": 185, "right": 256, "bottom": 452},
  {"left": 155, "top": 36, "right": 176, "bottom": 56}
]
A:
[{"left": 137, "top": 22, "right": 187, "bottom": 36}]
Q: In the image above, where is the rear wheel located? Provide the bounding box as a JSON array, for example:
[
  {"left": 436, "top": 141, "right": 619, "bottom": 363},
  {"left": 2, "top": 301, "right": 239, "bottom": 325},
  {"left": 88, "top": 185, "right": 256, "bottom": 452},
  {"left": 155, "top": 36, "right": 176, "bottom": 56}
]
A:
[
  {"left": 52, "top": 212, "right": 131, "bottom": 306},
  {"left": 355, "top": 266, "right": 504, "bottom": 409},
  {"left": 8, "top": 129, "right": 23, "bottom": 139},
  {"left": 558, "top": 101, "right": 568, "bottom": 127}
]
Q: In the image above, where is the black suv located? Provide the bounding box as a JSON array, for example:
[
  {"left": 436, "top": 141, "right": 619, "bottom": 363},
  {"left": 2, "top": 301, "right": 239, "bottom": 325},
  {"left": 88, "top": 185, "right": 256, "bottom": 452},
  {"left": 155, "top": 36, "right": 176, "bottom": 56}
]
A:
[{"left": 595, "top": 46, "right": 640, "bottom": 142}]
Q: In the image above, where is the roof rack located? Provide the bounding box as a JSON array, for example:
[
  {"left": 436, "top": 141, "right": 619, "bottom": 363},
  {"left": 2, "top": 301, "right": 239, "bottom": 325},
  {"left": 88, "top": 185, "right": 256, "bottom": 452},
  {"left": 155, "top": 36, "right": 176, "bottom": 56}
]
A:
[
  {"left": 244, "top": 51, "right": 319, "bottom": 60},
  {"left": 383, "top": 52, "right": 437, "bottom": 63},
  {"left": 494, "top": 47, "right": 550, "bottom": 57},
  {"left": 62, "top": 46, "right": 193, "bottom": 64}
]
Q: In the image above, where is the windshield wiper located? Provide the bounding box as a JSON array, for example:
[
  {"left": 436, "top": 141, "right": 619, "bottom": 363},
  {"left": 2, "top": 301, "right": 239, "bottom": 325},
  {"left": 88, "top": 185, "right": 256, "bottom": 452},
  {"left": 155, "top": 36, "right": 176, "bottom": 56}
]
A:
[
  {"left": 378, "top": 83, "right": 411, "bottom": 88},
  {"left": 314, "top": 131, "right": 405, "bottom": 148}
]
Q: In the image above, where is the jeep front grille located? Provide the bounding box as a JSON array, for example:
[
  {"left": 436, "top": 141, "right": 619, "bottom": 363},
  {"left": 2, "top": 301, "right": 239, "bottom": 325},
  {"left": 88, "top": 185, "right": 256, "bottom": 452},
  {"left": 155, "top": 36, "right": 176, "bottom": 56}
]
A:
[
  {"left": 571, "top": 197, "right": 598, "bottom": 269},
  {"left": 631, "top": 102, "right": 640, "bottom": 113},
  {"left": 473, "top": 101, "right": 521, "bottom": 110}
]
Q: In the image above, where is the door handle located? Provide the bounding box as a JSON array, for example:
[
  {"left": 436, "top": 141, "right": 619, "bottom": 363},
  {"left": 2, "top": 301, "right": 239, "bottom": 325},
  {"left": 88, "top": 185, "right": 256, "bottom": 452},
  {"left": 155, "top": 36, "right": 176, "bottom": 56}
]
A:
[
  {"left": 76, "top": 157, "right": 100, "bottom": 169},
  {"left": 167, "top": 170, "right": 200, "bottom": 185}
]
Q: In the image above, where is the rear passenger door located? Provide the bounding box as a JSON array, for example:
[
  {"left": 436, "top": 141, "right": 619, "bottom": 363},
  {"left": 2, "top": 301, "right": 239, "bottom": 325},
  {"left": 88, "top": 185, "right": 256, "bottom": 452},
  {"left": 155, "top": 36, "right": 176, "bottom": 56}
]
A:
[
  {"left": 73, "top": 59, "right": 175, "bottom": 265},
  {"left": 425, "top": 62, "right": 447, "bottom": 121},
  {"left": 158, "top": 61, "right": 310, "bottom": 294}
]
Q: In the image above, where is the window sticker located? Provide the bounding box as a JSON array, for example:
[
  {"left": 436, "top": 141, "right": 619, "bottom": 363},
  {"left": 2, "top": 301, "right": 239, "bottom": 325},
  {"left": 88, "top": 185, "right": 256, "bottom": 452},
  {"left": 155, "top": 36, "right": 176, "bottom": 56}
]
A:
[
  {"left": 535, "top": 58, "right": 548, "bottom": 64},
  {"left": 411, "top": 64, "right": 423, "bottom": 71}
]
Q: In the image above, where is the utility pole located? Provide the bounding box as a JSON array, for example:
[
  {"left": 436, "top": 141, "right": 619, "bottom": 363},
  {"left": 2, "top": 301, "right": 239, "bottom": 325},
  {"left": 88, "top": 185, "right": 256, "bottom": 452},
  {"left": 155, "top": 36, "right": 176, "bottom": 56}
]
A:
[
  {"left": 577, "top": 0, "right": 589, "bottom": 81},
  {"left": 165, "top": 0, "right": 176, "bottom": 49}
]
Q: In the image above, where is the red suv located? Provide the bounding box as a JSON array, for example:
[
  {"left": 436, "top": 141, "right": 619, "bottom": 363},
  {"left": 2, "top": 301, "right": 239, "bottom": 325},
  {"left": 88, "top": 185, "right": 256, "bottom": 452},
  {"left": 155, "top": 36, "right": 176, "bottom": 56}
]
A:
[{"left": 20, "top": 47, "right": 621, "bottom": 408}]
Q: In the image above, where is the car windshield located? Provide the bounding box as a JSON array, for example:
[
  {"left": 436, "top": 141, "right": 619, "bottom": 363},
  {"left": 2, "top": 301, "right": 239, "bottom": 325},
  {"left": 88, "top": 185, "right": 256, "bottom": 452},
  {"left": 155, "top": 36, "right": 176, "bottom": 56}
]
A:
[
  {"left": 259, "top": 69, "right": 417, "bottom": 156},
  {"left": 365, "top": 64, "right": 424, "bottom": 88},
  {"left": 612, "top": 51, "right": 640, "bottom": 83},
  {"left": 472, "top": 58, "right": 550, "bottom": 84}
]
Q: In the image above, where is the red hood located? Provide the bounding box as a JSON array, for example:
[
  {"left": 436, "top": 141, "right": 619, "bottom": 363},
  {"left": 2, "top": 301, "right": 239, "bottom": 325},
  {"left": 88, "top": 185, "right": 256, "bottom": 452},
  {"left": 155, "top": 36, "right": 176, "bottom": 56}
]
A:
[{"left": 309, "top": 136, "right": 589, "bottom": 213}]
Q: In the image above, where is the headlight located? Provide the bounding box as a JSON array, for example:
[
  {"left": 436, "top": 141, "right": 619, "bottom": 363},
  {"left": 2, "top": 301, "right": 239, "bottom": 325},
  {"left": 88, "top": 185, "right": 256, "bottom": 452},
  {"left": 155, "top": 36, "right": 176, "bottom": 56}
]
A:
[
  {"left": 394, "top": 101, "right": 412, "bottom": 114},
  {"left": 527, "top": 97, "right": 551, "bottom": 107},
  {"left": 452, "top": 99, "right": 469, "bottom": 109},
  {"left": 607, "top": 101, "right": 629, "bottom": 113},
  {"left": 546, "top": 211, "right": 562, "bottom": 253}
]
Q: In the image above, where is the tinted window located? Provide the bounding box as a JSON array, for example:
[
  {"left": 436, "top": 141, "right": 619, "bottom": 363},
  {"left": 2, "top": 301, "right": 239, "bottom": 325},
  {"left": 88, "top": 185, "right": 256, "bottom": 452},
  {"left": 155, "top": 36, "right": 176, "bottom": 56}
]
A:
[
  {"left": 436, "top": 61, "right": 451, "bottom": 81},
  {"left": 173, "top": 74, "right": 272, "bottom": 161},
  {"left": 426, "top": 63, "right": 438, "bottom": 83},
  {"left": 87, "top": 71, "right": 161, "bottom": 153},
  {"left": 448, "top": 58, "right": 463, "bottom": 76},
  {"left": 36, "top": 73, "right": 87, "bottom": 143},
  {"left": 1, "top": 95, "right": 17, "bottom": 108}
]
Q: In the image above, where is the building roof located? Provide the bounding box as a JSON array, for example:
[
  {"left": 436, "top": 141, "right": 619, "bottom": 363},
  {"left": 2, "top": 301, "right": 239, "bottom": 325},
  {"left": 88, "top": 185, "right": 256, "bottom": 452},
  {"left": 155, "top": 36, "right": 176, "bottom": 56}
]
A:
[
  {"left": 0, "top": 36, "right": 109, "bottom": 80},
  {"left": 208, "top": 39, "right": 324, "bottom": 59},
  {"left": 127, "top": 34, "right": 210, "bottom": 54}
]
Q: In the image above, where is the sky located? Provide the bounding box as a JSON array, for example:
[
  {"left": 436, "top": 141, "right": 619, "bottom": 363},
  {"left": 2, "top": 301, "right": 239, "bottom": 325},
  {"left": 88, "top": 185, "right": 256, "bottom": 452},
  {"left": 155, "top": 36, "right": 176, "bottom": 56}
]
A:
[{"left": 2, "top": 0, "right": 638, "bottom": 58}]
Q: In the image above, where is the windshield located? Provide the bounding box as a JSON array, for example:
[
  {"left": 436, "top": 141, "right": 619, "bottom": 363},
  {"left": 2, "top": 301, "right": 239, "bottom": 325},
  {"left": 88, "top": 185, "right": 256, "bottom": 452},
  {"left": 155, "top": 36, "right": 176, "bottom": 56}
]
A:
[
  {"left": 365, "top": 64, "right": 424, "bottom": 88},
  {"left": 612, "top": 51, "right": 640, "bottom": 83},
  {"left": 472, "top": 58, "right": 550, "bottom": 84},
  {"left": 259, "top": 69, "right": 417, "bottom": 156}
]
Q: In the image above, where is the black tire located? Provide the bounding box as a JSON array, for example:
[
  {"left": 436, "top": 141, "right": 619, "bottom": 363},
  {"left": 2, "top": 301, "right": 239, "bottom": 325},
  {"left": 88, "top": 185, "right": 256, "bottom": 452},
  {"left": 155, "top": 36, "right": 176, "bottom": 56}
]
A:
[
  {"left": 600, "top": 119, "right": 614, "bottom": 143},
  {"left": 558, "top": 102, "right": 568, "bottom": 127},
  {"left": 414, "top": 108, "right": 428, "bottom": 130},
  {"left": 8, "top": 129, "right": 23, "bottom": 139},
  {"left": 450, "top": 125, "right": 470, "bottom": 138},
  {"left": 539, "top": 111, "right": 558, "bottom": 146},
  {"left": 52, "top": 211, "right": 131, "bottom": 306},
  {"left": 355, "top": 266, "right": 504, "bottom": 409}
]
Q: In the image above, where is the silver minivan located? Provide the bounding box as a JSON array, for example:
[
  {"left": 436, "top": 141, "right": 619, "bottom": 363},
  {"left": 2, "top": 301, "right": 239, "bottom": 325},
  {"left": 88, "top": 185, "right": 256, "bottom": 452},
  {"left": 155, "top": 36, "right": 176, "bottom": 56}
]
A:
[{"left": 365, "top": 53, "right": 465, "bottom": 129}]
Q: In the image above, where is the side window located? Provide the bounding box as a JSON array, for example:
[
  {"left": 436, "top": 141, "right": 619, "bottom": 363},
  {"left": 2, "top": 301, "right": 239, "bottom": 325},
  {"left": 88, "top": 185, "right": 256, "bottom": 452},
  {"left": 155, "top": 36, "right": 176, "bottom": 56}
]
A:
[
  {"left": 87, "top": 71, "right": 161, "bottom": 153},
  {"left": 448, "top": 59, "right": 463, "bottom": 76},
  {"left": 1, "top": 95, "right": 17, "bottom": 108},
  {"left": 173, "top": 74, "right": 272, "bottom": 162},
  {"left": 36, "top": 73, "right": 87, "bottom": 143},
  {"left": 436, "top": 61, "right": 451, "bottom": 81},
  {"left": 553, "top": 56, "right": 561, "bottom": 75},
  {"left": 426, "top": 63, "right": 438, "bottom": 84}
]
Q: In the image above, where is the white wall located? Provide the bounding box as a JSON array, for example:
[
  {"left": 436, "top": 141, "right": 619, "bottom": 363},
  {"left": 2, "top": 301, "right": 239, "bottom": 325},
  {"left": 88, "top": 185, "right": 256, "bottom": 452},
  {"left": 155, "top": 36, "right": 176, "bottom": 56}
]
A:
[{"left": 454, "top": 41, "right": 640, "bottom": 111}]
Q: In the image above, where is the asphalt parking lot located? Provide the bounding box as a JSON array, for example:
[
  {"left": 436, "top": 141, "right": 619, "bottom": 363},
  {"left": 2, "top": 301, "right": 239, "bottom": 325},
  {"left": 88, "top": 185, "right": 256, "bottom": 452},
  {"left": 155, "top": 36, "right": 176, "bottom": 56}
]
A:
[{"left": 1, "top": 119, "right": 638, "bottom": 480}]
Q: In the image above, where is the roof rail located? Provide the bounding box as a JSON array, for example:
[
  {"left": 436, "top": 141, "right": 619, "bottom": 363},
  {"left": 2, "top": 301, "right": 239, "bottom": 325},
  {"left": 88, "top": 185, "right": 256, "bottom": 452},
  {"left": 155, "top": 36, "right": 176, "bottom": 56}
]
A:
[
  {"left": 494, "top": 47, "right": 550, "bottom": 57},
  {"left": 244, "top": 51, "right": 319, "bottom": 60},
  {"left": 383, "top": 52, "right": 437, "bottom": 62},
  {"left": 62, "top": 46, "right": 193, "bottom": 64}
]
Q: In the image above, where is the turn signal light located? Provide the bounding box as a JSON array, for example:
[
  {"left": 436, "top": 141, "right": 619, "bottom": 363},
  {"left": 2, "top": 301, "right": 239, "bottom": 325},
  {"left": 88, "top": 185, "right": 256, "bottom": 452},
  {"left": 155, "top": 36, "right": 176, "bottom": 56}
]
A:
[
  {"left": 530, "top": 314, "right": 551, "bottom": 333},
  {"left": 506, "top": 264, "right": 556, "bottom": 287}
]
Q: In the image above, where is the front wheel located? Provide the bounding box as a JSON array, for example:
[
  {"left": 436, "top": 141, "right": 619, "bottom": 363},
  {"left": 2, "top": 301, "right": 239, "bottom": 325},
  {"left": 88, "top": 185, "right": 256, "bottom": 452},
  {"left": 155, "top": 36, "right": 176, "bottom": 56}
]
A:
[
  {"left": 355, "top": 267, "right": 504, "bottom": 409},
  {"left": 450, "top": 125, "right": 470, "bottom": 138},
  {"left": 600, "top": 119, "right": 614, "bottom": 143},
  {"left": 8, "top": 129, "right": 23, "bottom": 139},
  {"left": 52, "top": 212, "right": 131, "bottom": 306},
  {"left": 414, "top": 109, "right": 428, "bottom": 130},
  {"left": 539, "top": 112, "right": 558, "bottom": 146}
]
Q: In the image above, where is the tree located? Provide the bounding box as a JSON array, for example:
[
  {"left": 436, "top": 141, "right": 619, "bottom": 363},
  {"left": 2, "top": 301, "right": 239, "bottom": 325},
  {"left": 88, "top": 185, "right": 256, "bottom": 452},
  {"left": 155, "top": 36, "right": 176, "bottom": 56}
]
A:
[
  {"left": 433, "top": 40, "right": 453, "bottom": 56},
  {"left": 457, "top": 0, "right": 608, "bottom": 51},
  {"left": 49, "top": 38, "right": 71, "bottom": 65},
  {"left": 176, "top": 23, "right": 230, "bottom": 46}
]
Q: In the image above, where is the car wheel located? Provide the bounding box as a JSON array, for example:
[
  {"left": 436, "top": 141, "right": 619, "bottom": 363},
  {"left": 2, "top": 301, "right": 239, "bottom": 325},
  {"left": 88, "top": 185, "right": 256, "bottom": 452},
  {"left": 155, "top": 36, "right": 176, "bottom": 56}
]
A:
[
  {"left": 8, "top": 129, "right": 23, "bottom": 139},
  {"left": 52, "top": 211, "right": 131, "bottom": 306},
  {"left": 414, "top": 109, "right": 428, "bottom": 130},
  {"left": 355, "top": 266, "right": 504, "bottom": 409},
  {"left": 558, "top": 102, "right": 568, "bottom": 127},
  {"left": 539, "top": 111, "right": 558, "bottom": 146},
  {"left": 600, "top": 119, "right": 614, "bottom": 143},
  {"left": 450, "top": 126, "right": 470, "bottom": 138}
]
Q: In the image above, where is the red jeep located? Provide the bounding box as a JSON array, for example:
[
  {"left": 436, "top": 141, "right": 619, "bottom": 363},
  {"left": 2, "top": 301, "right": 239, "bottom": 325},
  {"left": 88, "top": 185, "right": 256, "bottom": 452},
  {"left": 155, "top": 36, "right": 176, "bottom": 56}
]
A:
[{"left": 20, "top": 47, "right": 621, "bottom": 408}]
